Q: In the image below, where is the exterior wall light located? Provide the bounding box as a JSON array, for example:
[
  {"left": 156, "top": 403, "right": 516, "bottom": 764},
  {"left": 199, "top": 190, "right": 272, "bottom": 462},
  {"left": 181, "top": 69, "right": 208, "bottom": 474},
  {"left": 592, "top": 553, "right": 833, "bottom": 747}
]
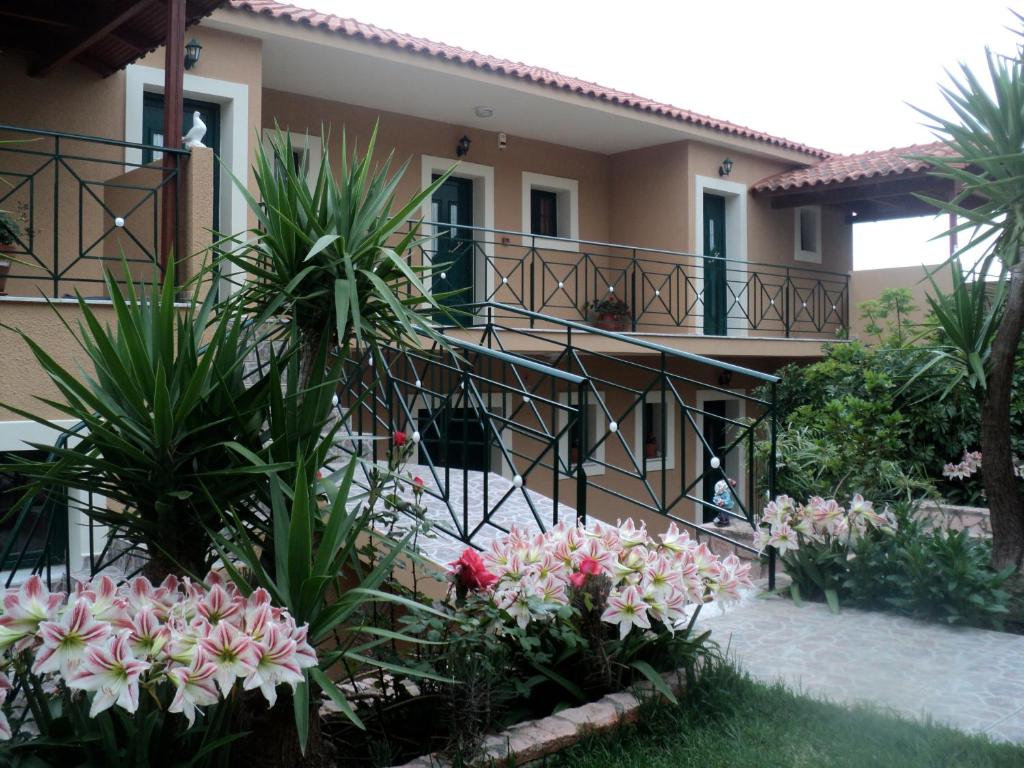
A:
[
  {"left": 184, "top": 38, "right": 203, "bottom": 70},
  {"left": 719, "top": 157, "right": 734, "bottom": 177},
  {"left": 456, "top": 135, "right": 471, "bottom": 158}
]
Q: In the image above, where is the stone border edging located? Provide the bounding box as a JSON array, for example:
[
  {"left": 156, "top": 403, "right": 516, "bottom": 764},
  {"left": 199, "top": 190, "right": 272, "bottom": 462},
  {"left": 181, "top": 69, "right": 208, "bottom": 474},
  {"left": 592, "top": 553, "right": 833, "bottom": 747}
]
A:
[{"left": 391, "top": 669, "right": 686, "bottom": 767}]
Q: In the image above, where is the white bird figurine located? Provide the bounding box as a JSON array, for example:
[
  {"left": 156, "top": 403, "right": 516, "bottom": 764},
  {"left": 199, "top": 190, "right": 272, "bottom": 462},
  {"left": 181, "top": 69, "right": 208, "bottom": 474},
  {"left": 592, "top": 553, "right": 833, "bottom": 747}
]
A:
[{"left": 182, "top": 111, "right": 207, "bottom": 149}]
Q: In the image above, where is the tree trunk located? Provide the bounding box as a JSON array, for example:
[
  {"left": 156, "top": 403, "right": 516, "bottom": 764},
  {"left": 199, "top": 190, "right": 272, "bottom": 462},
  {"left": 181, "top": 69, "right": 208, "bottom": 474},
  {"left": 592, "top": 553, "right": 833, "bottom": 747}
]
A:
[{"left": 982, "top": 258, "right": 1024, "bottom": 571}]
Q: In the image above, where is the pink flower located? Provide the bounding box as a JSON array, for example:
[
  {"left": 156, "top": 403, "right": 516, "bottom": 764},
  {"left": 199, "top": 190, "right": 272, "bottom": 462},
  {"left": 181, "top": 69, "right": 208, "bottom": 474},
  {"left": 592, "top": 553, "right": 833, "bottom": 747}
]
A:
[
  {"left": 198, "top": 620, "right": 259, "bottom": 696},
  {"left": 33, "top": 598, "right": 111, "bottom": 677},
  {"left": 70, "top": 632, "right": 150, "bottom": 717},
  {"left": 167, "top": 654, "right": 220, "bottom": 727},
  {"left": 0, "top": 674, "right": 11, "bottom": 741},
  {"left": 451, "top": 548, "right": 498, "bottom": 591},
  {"left": 392, "top": 431, "right": 407, "bottom": 447},
  {"left": 243, "top": 624, "right": 306, "bottom": 707},
  {"left": 600, "top": 586, "right": 651, "bottom": 639},
  {"left": 197, "top": 584, "right": 242, "bottom": 627},
  {"left": 568, "top": 572, "right": 588, "bottom": 590},
  {"left": 127, "top": 607, "right": 170, "bottom": 659},
  {"left": 0, "top": 575, "right": 63, "bottom": 651},
  {"left": 767, "top": 523, "right": 799, "bottom": 556}
]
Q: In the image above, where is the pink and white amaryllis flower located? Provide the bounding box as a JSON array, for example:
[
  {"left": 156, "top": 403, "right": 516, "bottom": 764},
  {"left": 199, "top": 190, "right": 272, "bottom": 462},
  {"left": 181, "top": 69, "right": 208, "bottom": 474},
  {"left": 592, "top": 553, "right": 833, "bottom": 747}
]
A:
[
  {"left": 601, "top": 585, "right": 651, "bottom": 640},
  {"left": 76, "top": 575, "right": 131, "bottom": 628},
  {"left": 32, "top": 598, "right": 111, "bottom": 677},
  {"left": 767, "top": 523, "right": 799, "bottom": 555},
  {"left": 0, "top": 575, "right": 63, "bottom": 651},
  {"left": 71, "top": 632, "right": 150, "bottom": 717},
  {"left": 198, "top": 620, "right": 258, "bottom": 696},
  {"left": 244, "top": 624, "right": 307, "bottom": 707},
  {"left": 167, "top": 654, "right": 220, "bottom": 727},
  {"left": 0, "top": 673, "right": 11, "bottom": 741},
  {"left": 128, "top": 607, "right": 170, "bottom": 660}
]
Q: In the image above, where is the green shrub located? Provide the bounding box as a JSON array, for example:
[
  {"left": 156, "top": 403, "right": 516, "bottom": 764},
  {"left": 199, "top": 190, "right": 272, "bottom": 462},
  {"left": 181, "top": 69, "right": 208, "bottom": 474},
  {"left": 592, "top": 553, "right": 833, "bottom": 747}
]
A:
[{"left": 844, "top": 504, "right": 1014, "bottom": 627}]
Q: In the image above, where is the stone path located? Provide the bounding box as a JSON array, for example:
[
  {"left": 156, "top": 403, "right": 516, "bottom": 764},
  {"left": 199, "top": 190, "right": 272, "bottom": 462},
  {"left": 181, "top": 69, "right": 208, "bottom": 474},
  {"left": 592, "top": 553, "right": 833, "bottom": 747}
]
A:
[{"left": 696, "top": 592, "right": 1024, "bottom": 743}]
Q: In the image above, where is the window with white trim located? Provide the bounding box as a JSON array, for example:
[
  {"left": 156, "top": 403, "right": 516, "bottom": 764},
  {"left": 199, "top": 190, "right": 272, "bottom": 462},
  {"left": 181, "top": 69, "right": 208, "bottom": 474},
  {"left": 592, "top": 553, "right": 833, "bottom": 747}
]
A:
[
  {"left": 558, "top": 391, "right": 606, "bottom": 476},
  {"left": 261, "top": 130, "right": 322, "bottom": 190},
  {"left": 0, "top": 450, "right": 66, "bottom": 570},
  {"left": 633, "top": 394, "right": 676, "bottom": 471},
  {"left": 521, "top": 172, "right": 579, "bottom": 251},
  {"left": 794, "top": 206, "right": 822, "bottom": 263}
]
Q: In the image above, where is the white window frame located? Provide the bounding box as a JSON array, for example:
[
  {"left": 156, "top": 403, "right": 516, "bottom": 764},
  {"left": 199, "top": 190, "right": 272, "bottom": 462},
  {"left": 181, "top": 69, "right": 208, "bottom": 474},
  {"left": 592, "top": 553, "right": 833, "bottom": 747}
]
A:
[
  {"left": 692, "top": 390, "right": 748, "bottom": 518},
  {"left": 125, "top": 64, "right": 250, "bottom": 297},
  {"left": 521, "top": 172, "right": 580, "bottom": 251},
  {"left": 557, "top": 390, "right": 606, "bottom": 477},
  {"left": 633, "top": 393, "right": 676, "bottom": 472},
  {"left": 0, "top": 420, "right": 105, "bottom": 585},
  {"left": 260, "top": 129, "right": 323, "bottom": 192},
  {"left": 419, "top": 155, "right": 495, "bottom": 321},
  {"left": 794, "top": 206, "right": 823, "bottom": 263},
  {"left": 694, "top": 175, "right": 749, "bottom": 337}
]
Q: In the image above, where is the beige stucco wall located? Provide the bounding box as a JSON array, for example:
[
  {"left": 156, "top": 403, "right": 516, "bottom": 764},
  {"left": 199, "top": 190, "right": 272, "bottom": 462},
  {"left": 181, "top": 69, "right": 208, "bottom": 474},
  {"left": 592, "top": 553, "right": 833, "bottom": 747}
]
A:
[{"left": 849, "top": 263, "right": 952, "bottom": 342}]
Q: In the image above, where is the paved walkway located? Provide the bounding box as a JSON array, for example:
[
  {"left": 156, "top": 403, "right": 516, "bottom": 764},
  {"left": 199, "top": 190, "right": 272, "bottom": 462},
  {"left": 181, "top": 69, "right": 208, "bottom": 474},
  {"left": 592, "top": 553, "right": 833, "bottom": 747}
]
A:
[{"left": 695, "top": 593, "right": 1024, "bottom": 743}]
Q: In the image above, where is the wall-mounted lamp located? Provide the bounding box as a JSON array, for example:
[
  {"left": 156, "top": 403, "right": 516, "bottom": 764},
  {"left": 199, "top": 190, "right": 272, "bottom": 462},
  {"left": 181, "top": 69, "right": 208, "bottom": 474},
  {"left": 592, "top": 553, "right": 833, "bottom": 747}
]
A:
[
  {"left": 717, "top": 370, "right": 733, "bottom": 387},
  {"left": 184, "top": 38, "right": 203, "bottom": 70},
  {"left": 718, "top": 157, "right": 734, "bottom": 177},
  {"left": 456, "top": 135, "right": 471, "bottom": 158}
]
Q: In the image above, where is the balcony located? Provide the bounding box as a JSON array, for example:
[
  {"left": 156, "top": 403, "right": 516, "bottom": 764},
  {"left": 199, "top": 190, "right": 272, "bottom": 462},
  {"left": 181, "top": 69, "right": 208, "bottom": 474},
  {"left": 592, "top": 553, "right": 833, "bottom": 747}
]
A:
[
  {"left": 415, "top": 224, "right": 850, "bottom": 340},
  {"left": 0, "top": 124, "right": 210, "bottom": 301}
]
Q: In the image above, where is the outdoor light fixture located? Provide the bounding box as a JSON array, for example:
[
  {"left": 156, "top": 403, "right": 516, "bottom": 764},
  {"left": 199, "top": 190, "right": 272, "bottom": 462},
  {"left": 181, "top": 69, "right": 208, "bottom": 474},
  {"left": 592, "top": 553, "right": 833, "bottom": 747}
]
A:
[
  {"left": 474, "top": 106, "right": 494, "bottom": 118},
  {"left": 456, "top": 135, "right": 471, "bottom": 158},
  {"left": 718, "top": 157, "right": 734, "bottom": 177},
  {"left": 184, "top": 38, "right": 203, "bottom": 70}
]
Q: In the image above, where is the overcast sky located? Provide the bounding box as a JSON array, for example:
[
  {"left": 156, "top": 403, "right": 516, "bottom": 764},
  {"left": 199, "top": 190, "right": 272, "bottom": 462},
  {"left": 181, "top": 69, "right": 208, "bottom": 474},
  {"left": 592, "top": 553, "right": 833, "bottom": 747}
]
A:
[{"left": 300, "top": 0, "right": 1019, "bottom": 270}]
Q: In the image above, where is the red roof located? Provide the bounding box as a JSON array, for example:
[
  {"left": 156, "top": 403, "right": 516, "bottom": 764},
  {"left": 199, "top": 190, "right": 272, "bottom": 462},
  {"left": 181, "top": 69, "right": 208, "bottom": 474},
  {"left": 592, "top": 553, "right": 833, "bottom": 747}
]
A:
[
  {"left": 226, "top": 0, "right": 831, "bottom": 159},
  {"left": 753, "top": 142, "right": 954, "bottom": 193}
]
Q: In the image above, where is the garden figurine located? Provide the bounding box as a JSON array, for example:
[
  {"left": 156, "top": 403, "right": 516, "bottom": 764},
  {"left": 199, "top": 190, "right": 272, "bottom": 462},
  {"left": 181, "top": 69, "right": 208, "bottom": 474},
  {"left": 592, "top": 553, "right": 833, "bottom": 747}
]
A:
[{"left": 713, "top": 478, "right": 736, "bottom": 527}]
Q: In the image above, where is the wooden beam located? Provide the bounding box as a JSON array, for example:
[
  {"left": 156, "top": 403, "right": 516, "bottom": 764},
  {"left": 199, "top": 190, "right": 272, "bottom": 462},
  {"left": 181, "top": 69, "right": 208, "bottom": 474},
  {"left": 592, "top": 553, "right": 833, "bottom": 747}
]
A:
[
  {"left": 29, "top": 0, "right": 156, "bottom": 77},
  {"left": 160, "top": 0, "right": 187, "bottom": 275}
]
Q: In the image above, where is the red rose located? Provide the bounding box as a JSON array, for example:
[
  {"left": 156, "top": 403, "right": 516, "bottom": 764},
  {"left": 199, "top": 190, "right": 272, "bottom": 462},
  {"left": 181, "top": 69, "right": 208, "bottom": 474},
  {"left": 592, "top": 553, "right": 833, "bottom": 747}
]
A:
[
  {"left": 451, "top": 548, "right": 497, "bottom": 591},
  {"left": 579, "top": 555, "right": 602, "bottom": 576},
  {"left": 413, "top": 476, "right": 425, "bottom": 489},
  {"left": 568, "top": 572, "right": 588, "bottom": 589},
  {"left": 393, "top": 431, "right": 407, "bottom": 447}
]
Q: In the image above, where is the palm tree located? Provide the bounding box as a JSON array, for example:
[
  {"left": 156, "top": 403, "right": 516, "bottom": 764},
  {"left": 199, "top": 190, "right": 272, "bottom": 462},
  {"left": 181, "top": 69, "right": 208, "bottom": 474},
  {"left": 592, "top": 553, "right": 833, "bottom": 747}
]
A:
[{"left": 914, "top": 17, "right": 1024, "bottom": 569}]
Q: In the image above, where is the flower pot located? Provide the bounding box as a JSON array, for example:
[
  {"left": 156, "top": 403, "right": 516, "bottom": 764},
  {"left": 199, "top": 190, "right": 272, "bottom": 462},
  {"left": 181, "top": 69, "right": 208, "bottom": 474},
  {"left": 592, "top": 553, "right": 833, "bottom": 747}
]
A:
[{"left": 593, "top": 313, "right": 629, "bottom": 332}]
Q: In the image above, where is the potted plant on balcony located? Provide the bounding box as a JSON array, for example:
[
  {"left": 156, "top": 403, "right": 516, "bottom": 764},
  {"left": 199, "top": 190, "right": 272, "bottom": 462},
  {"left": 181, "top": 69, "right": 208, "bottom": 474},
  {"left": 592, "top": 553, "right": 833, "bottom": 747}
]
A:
[
  {"left": 0, "top": 210, "right": 19, "bottom": 295},
  {"left": 586, "top": 296, "right": 631, "bottom": 331}
]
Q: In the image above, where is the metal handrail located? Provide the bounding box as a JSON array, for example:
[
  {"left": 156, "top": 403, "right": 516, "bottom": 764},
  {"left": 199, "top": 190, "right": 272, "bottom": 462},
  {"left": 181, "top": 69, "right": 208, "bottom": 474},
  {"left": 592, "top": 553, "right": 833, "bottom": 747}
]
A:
[
  {"left": 0, "top": 123, "right": 190, "bottom": 156},
  {"left": 414, "top": 219, "right": 850, "bottom": 279},
  {"left": 455, "top": 301, "right": 781, "bottom": 384}
]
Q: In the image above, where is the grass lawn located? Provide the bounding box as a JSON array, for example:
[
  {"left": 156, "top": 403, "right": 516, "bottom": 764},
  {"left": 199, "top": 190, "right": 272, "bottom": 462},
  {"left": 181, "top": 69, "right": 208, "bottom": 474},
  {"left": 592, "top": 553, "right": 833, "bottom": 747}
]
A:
[{"left": 551, "top": 662, "right": 1024, "bottom": 768}]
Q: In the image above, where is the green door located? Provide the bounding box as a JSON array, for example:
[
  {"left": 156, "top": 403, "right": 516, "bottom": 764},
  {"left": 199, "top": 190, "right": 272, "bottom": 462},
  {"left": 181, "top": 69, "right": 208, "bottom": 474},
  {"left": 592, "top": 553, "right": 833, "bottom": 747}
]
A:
[
  {"left": 702, "top": 400, "right": 728, "bottom": 523},
  {"left": 703, "top": 193, "right": 727, "bottom": 335},
  {"left": 417, "top": 408, "right": 490, "bottom": 472},
  {"left": 431, "top": 175, "right": 474, "bottom": 323},
  {"left": 142, "top": 94, "right": 221, "bottom": 235}
]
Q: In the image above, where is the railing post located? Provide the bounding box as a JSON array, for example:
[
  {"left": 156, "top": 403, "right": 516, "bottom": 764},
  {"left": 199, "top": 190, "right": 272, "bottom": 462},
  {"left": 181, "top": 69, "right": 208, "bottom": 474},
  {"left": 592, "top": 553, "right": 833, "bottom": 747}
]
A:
[
  {"left": 529, "top": 242, "right": 536, "bottom": 329},
  {"left": 784, "top": 267, "right": 792, "bottom": 338},
  {"left": 52, "top": 135, "right": 60, "bottom": 299},
  {"left": 630, "top": 249, "right": 638, "bottom": 332},
  {"left": 767, "top": 381, "right": 778, "bottom": 590},
  {"left": 575, "top": 381, "right": 588, "bottom": 526}
]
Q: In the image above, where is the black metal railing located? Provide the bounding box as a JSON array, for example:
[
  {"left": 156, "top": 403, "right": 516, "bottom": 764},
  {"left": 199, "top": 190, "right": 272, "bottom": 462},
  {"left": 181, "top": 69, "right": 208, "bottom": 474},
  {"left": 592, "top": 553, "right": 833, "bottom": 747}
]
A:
[
  {"left": 412, "top": 222, "right": 849, "bottom": 338},
  {"left": 0, "top": 124, "right": 187, "bottom": 299}
]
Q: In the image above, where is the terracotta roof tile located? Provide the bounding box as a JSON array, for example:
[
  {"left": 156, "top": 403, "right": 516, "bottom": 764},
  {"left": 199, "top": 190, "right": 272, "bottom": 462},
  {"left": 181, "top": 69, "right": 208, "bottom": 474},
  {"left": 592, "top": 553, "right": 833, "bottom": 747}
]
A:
[
  {"left": 226, "top": 0, "right": 831, "bottom": 159},
  {"left": 753, "top": 142, "right": 954, "bottom": 193}
]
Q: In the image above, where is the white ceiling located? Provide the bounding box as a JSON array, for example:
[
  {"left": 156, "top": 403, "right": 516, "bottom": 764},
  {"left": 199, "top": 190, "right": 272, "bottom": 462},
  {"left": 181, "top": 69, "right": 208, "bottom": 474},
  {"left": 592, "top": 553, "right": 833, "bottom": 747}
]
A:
[{"left": 205, "top": 13, "right": 810, "bottom": 160}]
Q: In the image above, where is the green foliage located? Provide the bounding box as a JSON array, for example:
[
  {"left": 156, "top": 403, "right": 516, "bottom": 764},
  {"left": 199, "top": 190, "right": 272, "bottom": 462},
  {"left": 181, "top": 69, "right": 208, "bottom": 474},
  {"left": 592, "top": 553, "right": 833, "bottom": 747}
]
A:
[
  {"left": 845, "top": 504, "right": 1015, "bottom": 627},
  {"left": 0, "top": 266, "right": 276, "bottom": 576},
  {"left": 221, "top": 124, "right": 458, "bottom": 361},
  {"left": 859, "top": 287, "right": 919, "bottom": 348},
  {"left": 0, "top": 210, "right": 19, "bottom": 246}
]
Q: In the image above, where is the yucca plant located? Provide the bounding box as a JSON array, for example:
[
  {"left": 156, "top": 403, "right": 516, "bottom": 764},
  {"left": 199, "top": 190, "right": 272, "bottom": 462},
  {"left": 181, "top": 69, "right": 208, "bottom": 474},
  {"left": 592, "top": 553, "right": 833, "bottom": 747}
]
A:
[
  {"left": 0, "top": 266, "right": 281, "bottom": 577},
  {"left": 220, "top": 125, "right": 459, "bottom": 390},
  {"left": 911, "top": 16, "right": 1024, "bottom": 569}
]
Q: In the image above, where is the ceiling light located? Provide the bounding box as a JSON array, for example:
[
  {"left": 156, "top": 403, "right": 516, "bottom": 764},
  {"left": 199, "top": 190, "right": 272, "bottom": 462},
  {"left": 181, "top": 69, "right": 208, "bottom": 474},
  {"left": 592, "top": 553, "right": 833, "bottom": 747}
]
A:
[{"left": 474, "top": 106, "right": 494, "bottom": 118}]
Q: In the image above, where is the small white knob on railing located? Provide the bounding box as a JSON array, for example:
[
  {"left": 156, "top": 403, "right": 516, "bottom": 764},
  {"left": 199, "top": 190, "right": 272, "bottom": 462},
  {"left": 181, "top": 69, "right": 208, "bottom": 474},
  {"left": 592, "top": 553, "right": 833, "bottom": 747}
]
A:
[
  {"left": 415, "top": 380, "right": 422, "bottom": 389},
  {"left": 655, "top": 290, "right": 660, "bottom": 297},
  {"left": 558, "top": 281, "right": 564, "bottom": 289},
  {"left": 114, "top": 217, "right": 125, "bottom": 228},
  {"left": 609, "top": 421, "right": 618, "bottom": 433},
  {"left": 331, "top": 394, "right": 339, "bottom": 407},
  {"left": 412, "top": 431, "right": 421, "bottom": 444},
  {"left": 513, "top": 474, "right": 523, "bottom": 488},
  {"left": 441, "top": 272, "right": 447, "bottom": 280},
  {"left": 523, "top": 395, "right": 530, "bottom": 403},
  {"left": 608, "top": 285, "right": 614, "bottom": 293},
  {"left": 802, "top": 302, "right": 807, "bottom": 308},
  {"left": 502, "top": 277, "right": 508, "bottom": 284},
  {"left": 710, "top": 457, "right": 721, "bottom": 469}
]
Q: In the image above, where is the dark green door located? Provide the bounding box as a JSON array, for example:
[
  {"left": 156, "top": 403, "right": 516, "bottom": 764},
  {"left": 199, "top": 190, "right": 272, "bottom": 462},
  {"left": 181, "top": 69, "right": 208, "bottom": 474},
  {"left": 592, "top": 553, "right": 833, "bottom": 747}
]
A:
[
  {"left": 417, "top": 408, "right": 489, "bottom": 472},
  {"left": 431, "top": 175, "right": 474, "bottom": 322},
  {"left": 142, "top": 94, "right": 221, "bottom": 235},
  {"left": 702, "top": 400, "right": 728, "bottom": 523},
  {"left": 703, "top": 193, "right": 727, "bottom": 335}
]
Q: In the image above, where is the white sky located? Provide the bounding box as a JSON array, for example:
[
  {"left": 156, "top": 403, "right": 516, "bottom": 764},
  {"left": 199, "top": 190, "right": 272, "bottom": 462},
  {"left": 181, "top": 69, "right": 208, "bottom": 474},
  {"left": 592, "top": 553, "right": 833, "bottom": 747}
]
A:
[{"left": 298, "top": 0, "right": 1019, "bottom": 270}]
